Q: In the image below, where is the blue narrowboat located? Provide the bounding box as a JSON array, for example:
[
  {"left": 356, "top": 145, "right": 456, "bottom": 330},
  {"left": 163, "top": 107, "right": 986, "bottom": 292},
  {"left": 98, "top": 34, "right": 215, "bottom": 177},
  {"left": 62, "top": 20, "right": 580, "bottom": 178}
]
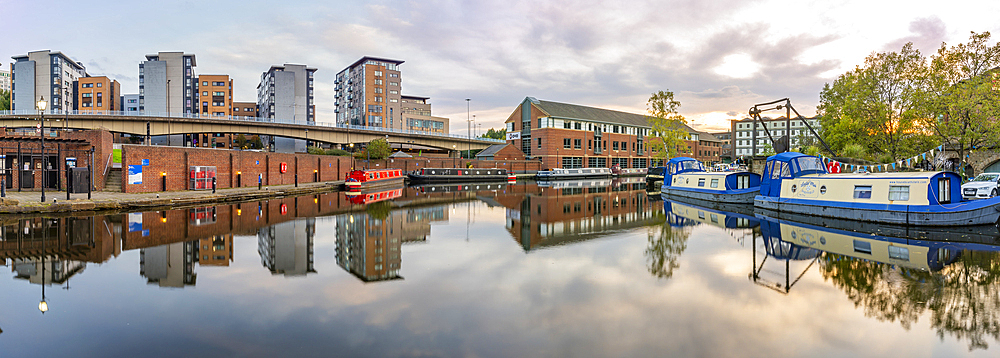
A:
[
  {"left": 660, "top": 157, "right": 761, "bottom": 204},
  {"left": 755, "top": 152, "right": 1000, "bottom": 226}
]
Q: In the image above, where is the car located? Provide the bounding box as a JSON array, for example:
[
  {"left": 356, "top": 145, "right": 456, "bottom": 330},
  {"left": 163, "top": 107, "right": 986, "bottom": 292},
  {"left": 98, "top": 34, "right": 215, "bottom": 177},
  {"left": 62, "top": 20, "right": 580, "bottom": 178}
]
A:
[{"left": 962, "top": 173, "right": 1000, "bottom": 200}]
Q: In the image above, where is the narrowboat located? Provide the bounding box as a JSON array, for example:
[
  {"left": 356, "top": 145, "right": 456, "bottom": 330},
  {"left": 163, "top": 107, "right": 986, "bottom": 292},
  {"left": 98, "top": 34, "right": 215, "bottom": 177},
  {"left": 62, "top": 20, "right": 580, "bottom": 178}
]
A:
[
  {"left": 611, "top": 165, "right": 648, "bottom": 177},
  {"left": 345, "top": 187, "right": 403, "bottom": 205},
  {"left": 344, "top": 168, "right": 405, "bottom": 191},
  {"left": 535, "top": 167, "right": 612, "bottom": 180},
  {"left": 407, "top": 168, "right": 515, "bottom": 183},
  {"left": 754, "top": 152, "right": 1000, "bottom": 226},
  {"left": 660, "top": 157, "right": 761, "bottom": 204},
  {"left": 646, "top": 167, "right": 665, "bottom": 181}
]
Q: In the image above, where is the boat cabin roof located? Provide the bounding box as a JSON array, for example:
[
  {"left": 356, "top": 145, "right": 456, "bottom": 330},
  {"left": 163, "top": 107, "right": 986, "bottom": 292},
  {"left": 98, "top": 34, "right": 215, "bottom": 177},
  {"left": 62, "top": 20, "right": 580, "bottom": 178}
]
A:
[
  {"left": 666, "top": 157, "right": 705, "bottom": 174},
  {"left": 766, "top": 153, "right": 827, "bottom": 178}
]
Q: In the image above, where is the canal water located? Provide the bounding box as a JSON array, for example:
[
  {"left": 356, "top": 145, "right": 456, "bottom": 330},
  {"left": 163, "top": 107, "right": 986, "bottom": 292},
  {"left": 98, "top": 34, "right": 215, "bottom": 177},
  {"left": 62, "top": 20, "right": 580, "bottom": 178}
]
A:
[{"left": 2, "top": 178, "right": 1000, "bottom": 357}]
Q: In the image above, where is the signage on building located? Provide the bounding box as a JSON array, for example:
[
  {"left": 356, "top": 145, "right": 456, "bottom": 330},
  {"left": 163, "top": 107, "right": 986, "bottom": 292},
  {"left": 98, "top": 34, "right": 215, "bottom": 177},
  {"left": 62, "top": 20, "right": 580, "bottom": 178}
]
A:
[
  {"left": 506, "top": 132, "right": 521, "bottom": 141},
  {"left": 279, "top": 162, "right": 288, "bottom": 173}
]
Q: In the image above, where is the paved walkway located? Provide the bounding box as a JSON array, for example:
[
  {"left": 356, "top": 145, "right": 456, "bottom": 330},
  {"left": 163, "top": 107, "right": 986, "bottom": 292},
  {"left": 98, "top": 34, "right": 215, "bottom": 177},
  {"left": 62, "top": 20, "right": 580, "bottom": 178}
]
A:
[{"left": 0, "top": 181, "right": 345, "bottom": 214}]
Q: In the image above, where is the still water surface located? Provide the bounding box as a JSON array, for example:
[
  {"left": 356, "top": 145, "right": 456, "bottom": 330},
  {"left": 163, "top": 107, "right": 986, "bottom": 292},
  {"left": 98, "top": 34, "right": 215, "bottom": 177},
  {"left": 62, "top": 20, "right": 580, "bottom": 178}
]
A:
[{"left": 2, "top": 179, "right": 1000, "bottom": 357}]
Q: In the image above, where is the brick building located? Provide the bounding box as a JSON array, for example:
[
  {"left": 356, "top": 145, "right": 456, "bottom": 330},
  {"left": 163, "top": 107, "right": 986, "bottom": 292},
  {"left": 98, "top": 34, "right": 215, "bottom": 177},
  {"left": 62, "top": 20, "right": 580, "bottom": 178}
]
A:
[
  {"left": 76, "top": 76, "right": 120, "bottom": 112},
  {"left": 335, "top": 57, "right": 402, "bottom": 128}
]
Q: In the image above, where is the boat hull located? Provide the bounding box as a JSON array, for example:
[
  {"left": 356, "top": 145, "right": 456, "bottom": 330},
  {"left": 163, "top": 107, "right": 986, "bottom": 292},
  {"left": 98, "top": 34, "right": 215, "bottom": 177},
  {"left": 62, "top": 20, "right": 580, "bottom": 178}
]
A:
[
  {"left": 661, "top": 186, "right": 759, "bottom": 204},
  {"left": 408, "top": 174, "right": 511, "bottom": 183},
  {"left": 755, "top": 195, "right": 1000, "bottom": 226},
  {"left": 536, "top": 173, "right": 612, "bottom": 180}
]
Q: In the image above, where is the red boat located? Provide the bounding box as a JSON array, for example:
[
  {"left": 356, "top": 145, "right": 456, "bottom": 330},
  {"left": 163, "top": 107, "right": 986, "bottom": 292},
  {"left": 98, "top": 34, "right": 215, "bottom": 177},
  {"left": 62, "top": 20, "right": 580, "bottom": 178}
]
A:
[{"left": 344, "top": 168, "right": 405, "bottom": 191}]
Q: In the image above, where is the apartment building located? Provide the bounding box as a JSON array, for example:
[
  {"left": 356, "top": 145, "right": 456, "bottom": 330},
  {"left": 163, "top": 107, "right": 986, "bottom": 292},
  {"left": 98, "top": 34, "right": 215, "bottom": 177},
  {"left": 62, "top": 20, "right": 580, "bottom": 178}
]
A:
[
  {"left": 257, "top": 64, "right": 316, "bottom": 153},
  {"left": 334, "top": 57, "right": 403, "bottom": 128},
  {"left": 195, "top": 74, "right": 232, "bottom": 116},
  {"left": 139, "top": 52, "right": 196, "bottom": 115},
  {"left": 232, "top": 101, "right": 258, "bottom": 119},
  {"left": 689, "top": 131, "right": 723, "bottom": 164},
  {"left": 730, "top": 116, "right": 822, "bottom": 157},
  {"left": 710, "top": 131, "right": 732, "bottom": 162},
  {"left": 401, "top": 95, "right": 449, "bottom": 133},
  {"left": 0, "top": 65, "right": 10, "bottom": 93},
  {"left": 121, "top": 94, "right": 140, "bottom": 114},
  {"left": 11, "top": 50, "right": 87, "bottom": 112},
  {"left": 76, "top": 76, "right": 120, "bottom": 112}
]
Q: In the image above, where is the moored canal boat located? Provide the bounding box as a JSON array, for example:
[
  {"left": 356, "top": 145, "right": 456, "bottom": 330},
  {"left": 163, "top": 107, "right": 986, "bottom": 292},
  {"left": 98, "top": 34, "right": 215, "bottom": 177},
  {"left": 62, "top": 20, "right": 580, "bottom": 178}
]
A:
[
  {"left": 407, "top": 168, "right": 515, "bottom": 183},
  {"left": 754, "top": 152, "right": 1000, "bottom": 226},
  {"left": 344, "top": 168, "right": 405, "bottom": 191},
  {"left": 535, "top": 167, "right": 613, "bottom": 180},
  {"left": 660, "top": 157, "right": 761, "bottom": 204},
  {"left": 611, "top": 165, "right": 648, "bottom": 177}
]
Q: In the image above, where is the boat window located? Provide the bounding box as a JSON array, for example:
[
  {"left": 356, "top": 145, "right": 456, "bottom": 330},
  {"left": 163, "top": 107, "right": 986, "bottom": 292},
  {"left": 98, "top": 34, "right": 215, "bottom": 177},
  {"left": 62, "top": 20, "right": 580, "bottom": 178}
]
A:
[
  {"left": 737, "top": 175, "right": 748, "bottom": 189},
  {"left": 698, "top": 211, "right": 705, "bottom": 219},
  {"left": 888, "top": 246, "right": 909, "bottom": 261},
  {"left": 853, "top": 240, "right": 872, "bottom": 254},
  {"left": 853, "top": 186, "right": 872, "bottom": 199},
  {"left": 771, "top": 162, "right": 784, "bottom": 180},
  {"left": 698, "top": 178, "right": 706, "bottom": 187},
  {"left": 939, "top": 178, "right": 951, "bottom": 203},
  {"left": 793, "top": 157, "right": 825, "bottom": 174},
  {"left": 710, "top": 213, "right": 718, "bottom": 223},
  {"left": 889, "top": 186, "right": 909, "bottom": 201},
  {"left": 668, "top": 163, "right": 676, "bottom": 175},
  {"left": 780, "top": 163, "right": 791, "bottom": 178},
  {"left": 710, "top": 178, "right": 719, "bottom": 188}
]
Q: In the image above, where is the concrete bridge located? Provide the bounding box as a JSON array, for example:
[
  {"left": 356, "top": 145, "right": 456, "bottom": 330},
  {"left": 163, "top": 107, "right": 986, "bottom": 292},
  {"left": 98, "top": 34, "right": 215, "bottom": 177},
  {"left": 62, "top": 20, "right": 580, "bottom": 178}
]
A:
[{"left": 0, "top": 110, "right": 502, "bottom": 151}]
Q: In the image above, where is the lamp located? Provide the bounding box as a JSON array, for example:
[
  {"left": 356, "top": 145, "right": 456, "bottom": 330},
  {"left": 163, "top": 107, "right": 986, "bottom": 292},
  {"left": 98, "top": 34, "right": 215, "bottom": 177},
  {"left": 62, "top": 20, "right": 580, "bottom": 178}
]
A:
[{"left": 37, "top": 96, "right": 48, "bottom": 203}]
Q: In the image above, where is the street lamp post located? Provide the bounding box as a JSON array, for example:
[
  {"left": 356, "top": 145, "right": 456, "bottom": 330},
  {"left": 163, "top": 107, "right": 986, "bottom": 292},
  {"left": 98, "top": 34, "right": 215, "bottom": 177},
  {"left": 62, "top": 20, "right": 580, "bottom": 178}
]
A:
[
  {"left": 466, "top": 99, "right": 472, "bottom": 164},
  {"left": 37, "top": 96, "right": 47, "bottom": 203}
]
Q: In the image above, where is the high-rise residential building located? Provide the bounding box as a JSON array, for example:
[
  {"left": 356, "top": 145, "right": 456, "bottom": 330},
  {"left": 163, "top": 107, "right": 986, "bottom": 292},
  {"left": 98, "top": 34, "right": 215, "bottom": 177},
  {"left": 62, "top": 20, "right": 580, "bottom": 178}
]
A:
[
  {"left": 232, "top": 102, "right": 258, "bottom": 119},
  {"left": 257, "top": 64, "right": 315, "bottom": 122},
  {"left": 257, "top": 64, "right": 315, "bottom": 153},
  {"left": 257, "top": 219, "right": 316, "bottom": 277},
  {"left": 140, "top": 241, "right": 198, "bottom": 288},
  {"left": 139, "top": 52, "right": 196, "bottom": 115},
  {"left": 730, "top": 116, "right": 821, "bottom": 157},
  {"left": 76, "top": 76, "right": 120, "bottom": 112},
  {"left": 0, "top": 64, "right": 11, "bottom": 93},
  {"left": 194, "top": 74, "right": 232, "bottom": 116},
  {"left": 334, "top": 57, "right": 403, "bottom": 128},
  {"left": 11, "top": 50, "right": 87, "bottom": 112},
  {"left": 401, "top": 95, "right": 449, "bottom": 133},
  {"left": 121, "top": 94, "right": 140, "bottom": 115}
]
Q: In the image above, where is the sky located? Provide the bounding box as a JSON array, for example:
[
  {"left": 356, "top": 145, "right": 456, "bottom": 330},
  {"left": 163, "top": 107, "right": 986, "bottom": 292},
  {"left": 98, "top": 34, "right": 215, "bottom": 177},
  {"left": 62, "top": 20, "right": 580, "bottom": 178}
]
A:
[{"left": 3, "top": 0, "right": 999, "bottom": 134}]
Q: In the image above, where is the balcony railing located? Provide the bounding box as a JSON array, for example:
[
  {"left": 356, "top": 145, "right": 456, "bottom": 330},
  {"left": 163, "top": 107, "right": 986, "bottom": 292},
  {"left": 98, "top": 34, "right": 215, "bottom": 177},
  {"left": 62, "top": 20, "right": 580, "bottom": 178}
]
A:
[{"left": 0, "top": 110, "right": 503, "bottom": 143}]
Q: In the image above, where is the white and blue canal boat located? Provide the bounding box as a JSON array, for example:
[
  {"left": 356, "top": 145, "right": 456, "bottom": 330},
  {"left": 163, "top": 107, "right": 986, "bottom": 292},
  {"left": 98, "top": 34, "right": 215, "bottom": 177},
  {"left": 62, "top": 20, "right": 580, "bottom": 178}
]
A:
[
  {"left": 660, "top": 157, "right": 761, "bottom": 204},
  {"left": 755, "top": 152, "right": 1000, "bottom": 226}
]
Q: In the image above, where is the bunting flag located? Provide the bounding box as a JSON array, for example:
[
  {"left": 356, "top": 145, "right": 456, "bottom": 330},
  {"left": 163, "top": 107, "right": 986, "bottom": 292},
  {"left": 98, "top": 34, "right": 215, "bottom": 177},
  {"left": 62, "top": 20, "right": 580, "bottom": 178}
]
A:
[{"left": 891, "top": 163, "right": 896, "bottom": 170}]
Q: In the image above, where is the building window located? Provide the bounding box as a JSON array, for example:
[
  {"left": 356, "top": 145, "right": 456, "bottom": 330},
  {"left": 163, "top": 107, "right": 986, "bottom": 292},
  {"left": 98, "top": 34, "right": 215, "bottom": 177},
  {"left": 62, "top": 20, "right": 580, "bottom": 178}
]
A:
[
  {"left": 564, "top": 138, "right": 571, "bottom": 149},
  {"left": 97, "top": 83, "right": 102, "bottom": 87},
  {"left": 574, "top": 139, "right": 581, "bottom": 149},
  {"left": 203, "top": 81, "right": 208, "bottom": 86},
  {"left": 538, "top": 138, "right": 542, "bottom": 149},
  {"left": 613, "top": 141, "right": 619, "bottom": 150}
]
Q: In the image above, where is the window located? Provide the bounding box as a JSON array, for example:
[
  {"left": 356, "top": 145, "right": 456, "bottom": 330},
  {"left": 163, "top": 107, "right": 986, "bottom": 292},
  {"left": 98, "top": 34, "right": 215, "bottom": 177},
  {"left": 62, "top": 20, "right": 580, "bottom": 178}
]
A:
[
  {"left": 202, "top": 81, "right": 208, "bottom": 86},
  {"left": 389, "top": 73, "right": 398, "bottom": 78},
  {"left": 203, "top": 91, "right": 208, "bottom": 96},
  {"left": 889, "top": 186, "right": 909, "bottom": 201},
  {"left": 574, "top": 139, "right": 581, "bottom": 149},
  {"left": 212, "top": 92, "right": 224, "bottom": 96},
  {"left": 83, "top": 93, "right": 92, "bottom": 98},
  {"left": 888, "top": 246, "right": 909, "bottom": 261},
  {"left": 374, "top": 79, "right": 383, "bottom": 85},
  {"left": 938, "top": 178, "right": 951, "bottom": 203},
  {"left": 698, "top": 178, "right": 705, "bottom": 187},
  {"left": 537, "top": 138, "right": 542, "bottom": 149},
  {"left": 588, "top": 140, "right": 592, "bottom": 150},
  {"left": 613, "top": 142, "right": 619, "bottom": 150},
  {"left": 564, "top": 121, "right": 571, "bottom": 129},
  {"left": 97, "top": 83, "right": 102, "bottom": 87},
  {"left": 389, "top": 90, "right": 398, "bottom": 94},
  {"left": 374, "top": 70, "right": 382, "bottom": 76},
  {"left": 390, "top": 82, "right": 399, "bottom": 86},
  {"left": 563, "top": 138, "right": 570, "bottom": 149},
  {"left": 853, "top": 240, "right": 872, "bottom": 254},
  {"left": 710, "top": 178, "right": 719, "bottom": 188},
  {"left": 854, "top": 186, "right": 872, "bottom": 199}
]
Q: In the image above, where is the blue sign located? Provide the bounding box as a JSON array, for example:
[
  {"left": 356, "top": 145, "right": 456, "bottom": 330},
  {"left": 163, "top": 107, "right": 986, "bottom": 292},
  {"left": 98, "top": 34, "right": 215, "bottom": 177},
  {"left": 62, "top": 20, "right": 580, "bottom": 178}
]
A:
[
  {"left": 256, "top": 160, "right": 260, "bottom": 165},
  {"left": 128, "top": 165, "right": 143, "bottom": 184},
  {"left": 142, "top": 159, "right": 149, "bottom": 166}
]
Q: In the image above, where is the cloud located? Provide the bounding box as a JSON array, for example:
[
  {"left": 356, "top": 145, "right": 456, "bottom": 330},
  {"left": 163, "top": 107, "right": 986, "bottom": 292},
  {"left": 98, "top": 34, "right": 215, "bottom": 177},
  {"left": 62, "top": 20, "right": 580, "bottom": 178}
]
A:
[{"left": 883, "top": 17, "right": 947, "bottom": 54}]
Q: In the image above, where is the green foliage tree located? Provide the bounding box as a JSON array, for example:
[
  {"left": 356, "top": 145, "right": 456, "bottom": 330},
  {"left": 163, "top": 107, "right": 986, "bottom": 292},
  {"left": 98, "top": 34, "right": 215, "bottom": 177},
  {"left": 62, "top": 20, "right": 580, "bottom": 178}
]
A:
[
  {"left": 817, "top": 43, "right": 932, "bottom": 162},
  {"left": 646, "top": 90, "right": 691, "bottom": 160},
  {"left": 361, "top": 138, "right": 391, "bottom": 160},
  {"left": 307, "top": 146, "right": 325, "bottom": 155},
  {"left": 0, "top": 89, "right": 9, "bottom": 111},
  {"left": 234, "top": 134, "right": 248, "bottom": 149},
  {"left": 249, "top": 135, "right": 263, "bottom": 149},
  {"left": 481, "top": 128, "right": 507, "bottom": 140},
  {"left": 919, "top": 31, "right": 1000, "bottom": 175}
]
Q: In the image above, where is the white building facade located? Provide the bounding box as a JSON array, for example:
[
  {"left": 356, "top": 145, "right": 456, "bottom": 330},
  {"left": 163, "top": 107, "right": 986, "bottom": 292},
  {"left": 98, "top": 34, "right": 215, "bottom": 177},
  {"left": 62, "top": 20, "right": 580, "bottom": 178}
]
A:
[{"left": 11, "top": 50, "right": 87, "bottom": 112}]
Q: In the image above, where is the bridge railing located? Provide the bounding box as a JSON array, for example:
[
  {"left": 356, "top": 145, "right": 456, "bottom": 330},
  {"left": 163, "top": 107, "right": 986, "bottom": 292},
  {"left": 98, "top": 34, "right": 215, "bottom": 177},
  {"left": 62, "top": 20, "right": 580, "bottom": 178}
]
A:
[{"left": 0, "top": 110, "right": 505, "bottom": 143}]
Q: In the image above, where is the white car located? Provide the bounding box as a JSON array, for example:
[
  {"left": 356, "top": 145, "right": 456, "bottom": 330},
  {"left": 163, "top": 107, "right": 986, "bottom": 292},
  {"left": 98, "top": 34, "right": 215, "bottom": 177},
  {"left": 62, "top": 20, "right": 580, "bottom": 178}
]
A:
[{"left": 962, "top": 173, "right": 1000, "bottom": 200}]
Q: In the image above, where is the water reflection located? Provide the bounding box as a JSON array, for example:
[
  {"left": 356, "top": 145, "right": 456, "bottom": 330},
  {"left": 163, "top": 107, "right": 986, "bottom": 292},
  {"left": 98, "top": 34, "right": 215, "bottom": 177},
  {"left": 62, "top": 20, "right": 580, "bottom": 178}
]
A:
[
  {"left": 752, "top": 213, "right": 1000, "bottom": 350},
  {"left": 655, "top": 199, "right": 759, "bottom": 280}
]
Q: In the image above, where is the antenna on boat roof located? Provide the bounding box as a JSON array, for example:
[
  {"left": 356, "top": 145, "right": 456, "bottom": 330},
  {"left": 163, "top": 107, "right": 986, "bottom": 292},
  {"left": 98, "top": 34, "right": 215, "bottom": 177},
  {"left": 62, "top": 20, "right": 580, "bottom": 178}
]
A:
[{"left": 748, "top": 98, "right": 838, "bottom": 157}]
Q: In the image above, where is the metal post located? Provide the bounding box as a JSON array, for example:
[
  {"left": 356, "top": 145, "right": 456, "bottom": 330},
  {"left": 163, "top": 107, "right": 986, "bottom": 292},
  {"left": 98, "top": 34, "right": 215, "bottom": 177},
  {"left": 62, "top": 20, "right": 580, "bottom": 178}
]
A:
[
  {"left": 66, "top": 161, "right": 70, "bottom": 201},
  {"left": 212, "top": 176, "right": 217, "bottom": 193},
  {"left": 17, "top": 142, "right": 21, "bottom": 192},
  {"left": 258, "top": 174, "right": 262, "bottom": 190},
  {"left": 237, "top": 172, "right": 241, "bottom": 187},
  {"left": 162, "top": 173, "right": 166, "bottom": 192},
  {"left": 89, "top": 146, "right": 93, "bottom": 199},
  {"left": 294, "top": 174, "right": 298, "bottom": 187},
  {"left": 41, "top": 108, "right": 46, "bottom": 203}
]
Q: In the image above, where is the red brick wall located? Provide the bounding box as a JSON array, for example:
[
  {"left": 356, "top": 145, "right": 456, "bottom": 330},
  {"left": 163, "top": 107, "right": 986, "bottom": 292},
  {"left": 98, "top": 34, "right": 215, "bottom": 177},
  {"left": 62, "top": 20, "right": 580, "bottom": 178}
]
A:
[
  {"left": 121, "top": 145, "right": 353, "bottom": 193},
  {"left": 0, "top": 130, "right": 111, "bottom": 192}
]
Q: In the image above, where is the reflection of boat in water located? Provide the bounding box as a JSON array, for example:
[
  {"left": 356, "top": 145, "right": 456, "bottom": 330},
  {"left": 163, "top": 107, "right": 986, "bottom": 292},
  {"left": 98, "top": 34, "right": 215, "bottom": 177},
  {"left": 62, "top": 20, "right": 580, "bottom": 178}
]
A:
[
  {"left": 345, "top": 187, "right": 404, "bottom": 205},
  {"left": 755, "top": 207, "right": 1000, "bottom": 244},
  {"left": 536, "top": 167, "right": 613, "bottom": 180},
  {"left": 661, "top": 157, "right": 761, "bottom": 204},
  {"left": 755, "top": 152, "right": 1000, "bottom": 226},
  {"left": 663, "top": 199, "right": 758, "bottom": 229},
  {"left": 751, "top": 213, "right": 1000, "bottom": 293},
  {"left": 410, "top": 182, "right": 507, "bottom": 194},
  {"left": 537, "top": 178, "right": 613, "bottom": 188}
]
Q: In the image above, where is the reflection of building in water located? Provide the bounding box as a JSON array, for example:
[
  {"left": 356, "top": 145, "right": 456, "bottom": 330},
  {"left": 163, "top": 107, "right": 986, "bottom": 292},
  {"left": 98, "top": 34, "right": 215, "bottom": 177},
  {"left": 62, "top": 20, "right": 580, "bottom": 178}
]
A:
[
  {"left": 504, "top": 181, "right": 663, "bottom": 251},
  {"left": 335, "top": 206, "right": 447, "bottom": 282},
  {"left": 140, "top": 241, "right": 198, "bottom": 288},
  {"left": 258, "top": 218, "right": 316, "bottom": 277},
  {"left": 199, "top": 235, "right": 233, "bottom": 267},
  {"left": 2, "top": 216, "right": 116, "bottom": 287},
  {"left": 12, "top": 259, "right": 86, "bottom": 285}
]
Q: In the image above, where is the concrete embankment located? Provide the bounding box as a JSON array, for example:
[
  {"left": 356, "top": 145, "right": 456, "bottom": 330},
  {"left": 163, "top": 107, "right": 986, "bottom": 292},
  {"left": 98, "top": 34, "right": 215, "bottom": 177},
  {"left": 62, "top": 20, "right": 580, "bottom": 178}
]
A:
[{"left": 0, "top": 181, "right": 346, "bottom": 214}]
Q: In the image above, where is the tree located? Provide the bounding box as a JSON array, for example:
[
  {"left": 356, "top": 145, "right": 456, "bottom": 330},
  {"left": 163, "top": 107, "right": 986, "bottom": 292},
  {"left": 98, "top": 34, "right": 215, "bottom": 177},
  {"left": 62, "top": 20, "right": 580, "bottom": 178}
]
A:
[
  {"left": 817, "top": 43, "right": 933, "bottom": 162},
  {"left": 645, "top": 212, "right": 688, "bottom": 280},
  {"left": 919, "top": 31, "right": 1000, "bottom": 177},
  {"left": 0, "top": 89, "right": 9, "bottom": 111},
  {"left": 234, "top": 134, "right": 248, "bottom": 149},
  {"left": 360, "top": 138, "right": 391, "bottom": 160},
  {"left": 481, "top": 128, "right": 507, "bottom": 140},
  {"left": 248, "top": 135, "right": 263, "bottom": 149},
  {"left": 646, "top": 90, "right": 691, "bottom": 160}
]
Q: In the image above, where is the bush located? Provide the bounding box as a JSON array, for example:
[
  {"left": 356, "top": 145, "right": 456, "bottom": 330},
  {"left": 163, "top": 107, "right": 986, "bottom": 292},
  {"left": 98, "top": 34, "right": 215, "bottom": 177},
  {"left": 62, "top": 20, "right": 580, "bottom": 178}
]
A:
[
  {"left": 841, "top": 143, "right": 867, "bottom": 160},
  {"left": 326, "top": 148, "right": 350, "bottom": 156},
  {"left": 307, "top": 146, "right": 325, "bottom": 155}
]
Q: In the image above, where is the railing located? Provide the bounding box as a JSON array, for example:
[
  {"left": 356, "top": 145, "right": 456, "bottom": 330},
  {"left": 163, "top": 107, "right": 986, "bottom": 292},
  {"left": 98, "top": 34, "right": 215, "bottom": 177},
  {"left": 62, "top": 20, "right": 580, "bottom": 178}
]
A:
[{"left": 0, "top": 110, "right": 505, "bottom": 144}]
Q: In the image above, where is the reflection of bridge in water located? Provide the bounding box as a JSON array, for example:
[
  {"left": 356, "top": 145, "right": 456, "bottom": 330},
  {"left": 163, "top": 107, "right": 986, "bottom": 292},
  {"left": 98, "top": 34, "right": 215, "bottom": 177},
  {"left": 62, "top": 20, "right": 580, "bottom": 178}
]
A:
[{"left": 0, "top": 110, "right": 501, "bottom": 151}]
